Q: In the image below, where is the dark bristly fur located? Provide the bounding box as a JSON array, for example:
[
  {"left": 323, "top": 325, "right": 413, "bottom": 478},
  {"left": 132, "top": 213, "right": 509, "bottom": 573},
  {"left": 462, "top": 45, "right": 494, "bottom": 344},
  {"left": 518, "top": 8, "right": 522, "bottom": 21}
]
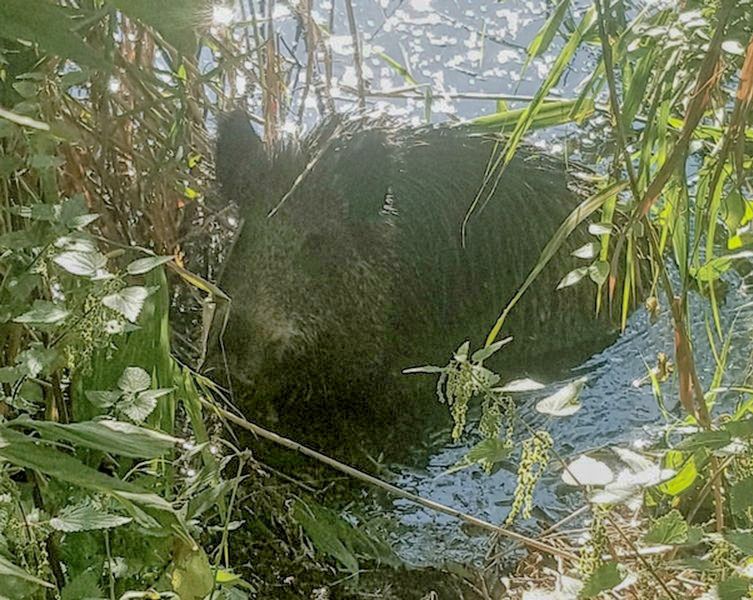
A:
[{"left": 211, "top": 111, "right": 622, "bottom": 453}]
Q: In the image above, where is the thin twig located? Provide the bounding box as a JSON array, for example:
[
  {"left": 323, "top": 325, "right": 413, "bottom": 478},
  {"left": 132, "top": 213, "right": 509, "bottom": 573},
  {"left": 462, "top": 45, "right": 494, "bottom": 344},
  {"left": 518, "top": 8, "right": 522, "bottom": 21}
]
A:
[{"left": 200, "top": 398, "right": 579, "bottom": 562}]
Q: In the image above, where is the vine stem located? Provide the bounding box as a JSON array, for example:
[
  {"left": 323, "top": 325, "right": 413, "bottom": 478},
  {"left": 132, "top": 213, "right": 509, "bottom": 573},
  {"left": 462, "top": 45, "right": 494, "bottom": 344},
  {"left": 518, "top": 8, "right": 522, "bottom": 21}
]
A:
[{"left": 200, "top": 398, "right": 579, "bottom": 562}]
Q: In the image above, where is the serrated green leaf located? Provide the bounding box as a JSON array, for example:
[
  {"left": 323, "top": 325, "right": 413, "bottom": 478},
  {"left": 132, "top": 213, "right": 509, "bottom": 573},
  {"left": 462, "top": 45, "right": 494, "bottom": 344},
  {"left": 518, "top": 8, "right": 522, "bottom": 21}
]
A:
[
  {"left": 102, "top": 286, "right": 149, "bottom": 322},
  {"left": 13, "top": 300, "right": 69, "bottom": 325},
  {"left": 50, "top": 502, "right": 132, "bottom": 532},
  {"left": 0, "top": 555, "right": 54, "bottom": 589},
  {"left": 717, "top": 576, "right": 750, "bottom": 600},
  {"left": 60, "top": 569, "right": 103, "bottom": 600},
  {"left": 677, "top": 430, "right": 731, "bottom": 451},
  {"left": 53, "top": 251, "right": 107, "bottom": 277},
  {"left": 643, "top": 509, "right": 688, "bottom": 545},
  {"left": 493, "top": 378, "right": 545, "bottom": 393},
  {"left": 85, "top": 390, "right": 122, "bottom": 408},
  {"left": 119, "top": 391, "right": 158, "bottom": 423},
  {"left": 726, "top": 531, "right": 753, "bottom": 555},
  {"left": 402, "top": 365, "right": 445, "bottom": 374},
  {"left": 562, "top": 455, "right": 613, "bottom": 486},
  {"left": 117, "top": 367, "right": 151, "bottom": 394},
  {"left": 171, "top": 542, "right": 214, "bottom": 600},
  {"left": 291, "top": 500, "right": 359, "bottom": 573},
  {"left": 731, "top": 476, "right": 753, "bottom": 515},
  {"left": 580, "top": 562, "right": 622, "bottom": 598},
  {"left": 0, "top": 0, "right": 110, "bottom": 70}
]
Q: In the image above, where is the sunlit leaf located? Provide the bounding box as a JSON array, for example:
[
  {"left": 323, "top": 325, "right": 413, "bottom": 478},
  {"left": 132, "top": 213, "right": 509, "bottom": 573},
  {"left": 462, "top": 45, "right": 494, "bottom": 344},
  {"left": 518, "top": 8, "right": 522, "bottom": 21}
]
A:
[
  {"left": 658, "top": 451, "right": 697, "bottom": 496},
  {"left": 51, "top": 502, "right": 132, "bottom": 532},
  {"left": 471, "top": 337, "right": 512, "bottom": 362},
  {"left": 21, "top": 417, "right": 178, "bottom": 458},
  {"left": 126, "top": 255, "right": 174, "bottom": 275},
  {"left": 102, "top": 286, "right": 150, "bottom": 322},
  {"left": 562, "top": 455, "right": 614, "bottom": 486},
  {"left": 13, "top": 300, "right": 69, "bottom": 325},
  {"left": 117, "top": 367, "right": 151, "bottom": 394},
  {"left": 536, "top": 377, "right": 586, "bottom": 416},
  {"left": 571, "top": 242, "right": 599, "bottom": 259},
  {"left": 53, "top": 251, "right": 107, "bottom": 277},
  {"left": 557, "top": 266, "right": 588, "bottom": 289},
  {"left": 493, "top": 378, "right": 545, "bottom": 393}
]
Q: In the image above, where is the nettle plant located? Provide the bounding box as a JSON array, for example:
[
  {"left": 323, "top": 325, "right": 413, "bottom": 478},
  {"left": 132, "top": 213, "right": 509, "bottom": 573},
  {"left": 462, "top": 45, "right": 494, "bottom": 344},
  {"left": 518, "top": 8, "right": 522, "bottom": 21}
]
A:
[
  {"left": 0, "top": 166, "right": 245, "bottom": 597},
  {"left": 410, "top": 337, "right": 753, "bottom": 597}
]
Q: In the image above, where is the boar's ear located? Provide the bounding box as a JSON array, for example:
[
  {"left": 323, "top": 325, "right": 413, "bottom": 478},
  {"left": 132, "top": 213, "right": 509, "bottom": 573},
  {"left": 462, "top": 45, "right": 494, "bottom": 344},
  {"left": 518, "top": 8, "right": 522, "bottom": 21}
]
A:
[{"left": 216, "top": 110, "right": 267, "bottom": 198}]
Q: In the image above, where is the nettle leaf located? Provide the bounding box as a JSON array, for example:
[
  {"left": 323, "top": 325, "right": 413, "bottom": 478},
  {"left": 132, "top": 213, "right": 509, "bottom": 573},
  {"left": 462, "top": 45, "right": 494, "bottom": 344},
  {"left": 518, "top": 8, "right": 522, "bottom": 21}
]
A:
[
  {"left": 717, "top": 576, "right": 750, "bottom": 600},
  {"left": 493, "top": 378, "right": 545, "bottom": 393},
  {"left": 731, "top": 476, "right": 753, "bottom": 515},
  {"left": 67, "top": 213, "right": 99, "bottom": 230},
  {"left": 50, "top": 502, "right": 132, "bottom": 532},
  {"left": 612, "top": 447, "right": 654, "bottom": 473},
  {"left": 118, "top": 391, "right": 159, "bottom": 423},
  {"left": 14, "top": 301, "right": 69, "bottom": 325},
  {"left": 85, "top": 390, "right": 122, "bottom": 408},
  {"left": 535, "top": 377, "right": 586, "bottom": 417},
  {"left": 643, "top": 509, "right": 688, "bottom": 545},
  {"left": 53, "top": 250, "right": 107, "bottom": 277},
  {"left": 102, "top": 286, "right": 150, "bottom": 323},
  {"left": 462, "top": 437, "right": 512, "bottom": 467},
  {"left": 54, "top": 233, "right": 98, "bottom": 253},
  {"left": 562, "top": 455, "right": 613, "bottom": 487},
  {"left": 117, "top": 367, "right": 151, "bottom": 394},
  {"left": 60, "top": 569, "right": 103, "bottom": 600},
  {"left": 677, "top": 430, "right": 731, "bottom": 451},
  {"left": 16, "top": 345, "right": 58, "bottom": 378},
  {"left": 126, "top": 255, "right": 174, "bottom": 275},
  {"left": 557, "top": 266, "right": 588, "bottom": 289},
  {"left": 725, "top": 530, "right": 753, "bottom": 556},
  {"left": 580, "top": 562, "right": 623, "bottom": 598}
]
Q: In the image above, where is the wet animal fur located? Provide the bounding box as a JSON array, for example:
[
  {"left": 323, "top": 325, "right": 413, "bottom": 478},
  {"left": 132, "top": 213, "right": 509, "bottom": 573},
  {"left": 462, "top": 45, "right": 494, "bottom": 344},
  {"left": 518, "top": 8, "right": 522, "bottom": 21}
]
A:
[{"left": 212, "top": 111, "right": 623, "bottom": 451}]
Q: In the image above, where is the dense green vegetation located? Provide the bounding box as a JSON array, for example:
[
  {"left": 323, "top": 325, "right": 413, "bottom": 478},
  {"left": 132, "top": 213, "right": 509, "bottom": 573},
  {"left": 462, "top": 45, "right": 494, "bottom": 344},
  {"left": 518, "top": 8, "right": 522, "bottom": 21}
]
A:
[{"left": 1, "top": 0, "right": 753, "bottom": 599}]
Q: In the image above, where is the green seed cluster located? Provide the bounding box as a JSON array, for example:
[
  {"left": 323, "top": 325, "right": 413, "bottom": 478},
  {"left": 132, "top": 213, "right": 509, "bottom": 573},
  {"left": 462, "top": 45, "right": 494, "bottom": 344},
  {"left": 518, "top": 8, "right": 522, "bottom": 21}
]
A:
[
  {"left": 0, "top": 469, "right": 51, "bottom": 584},
  {"left": 479, "top": 397, "right": 503, "bottom": 439},
  {"left": 440, "top": 360, "right": 475, "bottom": 441},
  {"left": 579, "top": 506, "right": 608, "bottom": 579},
  {"left": 505, "top": 431, "right": 553, "bottom": 525},
  {"left": 705, "top": 537, "right": 740, "bottom": 584},
  {"left": 64, "top": 278, "right": 126, "bottom": 372}
]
